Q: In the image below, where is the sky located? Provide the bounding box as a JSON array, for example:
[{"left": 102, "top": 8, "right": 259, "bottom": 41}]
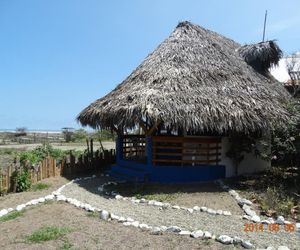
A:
[{"left": 0, "top": 0, "right": 299, "bottom": 131}]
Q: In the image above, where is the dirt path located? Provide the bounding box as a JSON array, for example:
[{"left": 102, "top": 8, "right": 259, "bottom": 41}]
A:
[
  {"left": 61, "top": 177, "right": 299, "bottom": 249},
  {"left": 0, "top": 177, "right": 69, "bottom": 210},
  {"left": 0, "top": 202, "right": 232, "bottom": 250}
]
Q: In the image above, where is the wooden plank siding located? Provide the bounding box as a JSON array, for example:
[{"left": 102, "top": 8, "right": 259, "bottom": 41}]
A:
[{"left": 152, "top": 136, "right": 221, "bottom": 166}]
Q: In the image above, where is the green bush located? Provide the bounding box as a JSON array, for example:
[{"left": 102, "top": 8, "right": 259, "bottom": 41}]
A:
[
  {"left": 271, "top": 100, "right": 300, "bottom": 167},
  {"left": 18, "top": 144, "right": 68, "bottom": 165},
  {"left": 16, "top": 170, "right": 31, "bottom": 192}
]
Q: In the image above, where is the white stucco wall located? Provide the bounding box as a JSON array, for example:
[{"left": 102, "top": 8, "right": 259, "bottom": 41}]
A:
[{"left": 220, "top": 137, "right": 270, "bottom": 178}]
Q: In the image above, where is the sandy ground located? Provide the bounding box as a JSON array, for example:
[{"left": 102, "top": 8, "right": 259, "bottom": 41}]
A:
[
  {"left": 0, "top": 202, "right": 235, "bottom": 250},
  {"left": 0, "top": 177, "right": 69, "bottom": 210},
  {"left": 114, "top": 182, "right": 243, "bottom": 215}
]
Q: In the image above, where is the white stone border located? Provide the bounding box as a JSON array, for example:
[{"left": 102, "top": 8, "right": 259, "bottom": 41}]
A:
[
  {"left": 96, "top": 180, "right": 232, "bottom": 217},
  {"left": 216, "top": 180, "right": 295, "bottom": 226},
  {"left": 0, "top": 175, "right": 297, "bottom": 250}
]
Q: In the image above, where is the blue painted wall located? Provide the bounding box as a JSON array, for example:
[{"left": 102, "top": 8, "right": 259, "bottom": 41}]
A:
[{"left": 113, "top": 136, "right": 226, "bottom": 183}]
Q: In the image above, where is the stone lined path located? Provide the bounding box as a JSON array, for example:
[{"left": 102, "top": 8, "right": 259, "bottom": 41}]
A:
[{"left": 61, "top": 177, "right": 299, "bottom": 249}]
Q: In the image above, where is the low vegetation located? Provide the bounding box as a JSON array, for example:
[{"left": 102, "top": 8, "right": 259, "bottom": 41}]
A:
[
  {"left": 26, "top": 226, "right": 72, "bottom": 243},
  {"left": 0, "top": 210, "right": 25, "bottom": 222},
  {"left": 108, "top": 183, "right": 183, "bottom": 202},
  {"left": 31, "top": 182, "right": 51, "bottom": 191}
]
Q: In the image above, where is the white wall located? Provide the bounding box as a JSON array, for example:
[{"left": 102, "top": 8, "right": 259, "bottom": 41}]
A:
[{"left": 220, "top": 137, "right": 270, "bottom": 178}]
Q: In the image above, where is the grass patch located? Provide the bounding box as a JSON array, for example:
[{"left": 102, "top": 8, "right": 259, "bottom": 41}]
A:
[
  {"left": 60, "top": 239, "right": 73, "bottom": 250},
  {"left": 0, "top": 210, "right": 25, "bottom": 222},
  {"left": 31, "top": 182, "right": 51, "bottom": 191},
  {"left": 86, "top": 211, "right": 98, "bottom": 218},
  {"left": 26, "top": 226, "right": 72, "bottom": 243},
  {"left": 136, "top": 192, "right": 181, "bottom": 202}
]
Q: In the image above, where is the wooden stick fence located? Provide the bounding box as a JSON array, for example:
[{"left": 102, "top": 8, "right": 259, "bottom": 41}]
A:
[{"left": 0, "top": 149, "right": 115, "bottom": 194}]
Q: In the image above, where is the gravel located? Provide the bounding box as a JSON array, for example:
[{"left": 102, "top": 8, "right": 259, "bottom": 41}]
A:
[{"left": 61, "top": 177, "right": 299, "bottom": 249}]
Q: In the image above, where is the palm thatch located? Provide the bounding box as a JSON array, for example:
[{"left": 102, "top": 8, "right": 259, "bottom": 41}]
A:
[
  {"left": 238, "top": 40, "right": 283, "bottom": 75},
  {"left": 78, "top": 21, "right": 290, "bottom": 134}
]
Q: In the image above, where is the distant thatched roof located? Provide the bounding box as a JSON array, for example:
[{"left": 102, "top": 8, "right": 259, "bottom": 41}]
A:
[{"left": 78, "top": 21, "right": 290, "bottom": 134}]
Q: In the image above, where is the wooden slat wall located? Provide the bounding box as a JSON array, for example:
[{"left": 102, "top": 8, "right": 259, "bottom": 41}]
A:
[
  {"left": 152, "top": 136, "right": 221, "bottom": 166},
  {"left": 122, "top": 135, "right": 146, "bottom": 160},
  {"left": 0, "top": 149, "right": 116, "bottom": 194}
]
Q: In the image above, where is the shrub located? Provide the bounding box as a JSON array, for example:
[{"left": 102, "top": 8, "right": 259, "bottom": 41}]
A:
[{"left": 16, "top": 170, "right": 31, "bottom": 192}]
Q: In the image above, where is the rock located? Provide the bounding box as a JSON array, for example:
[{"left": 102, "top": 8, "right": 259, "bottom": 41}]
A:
[
  {"left": 56, "top": 195, "right": 67, "bottom": 202},
  {"left": 98, "top": 186, "right": 104, "bottom": 192},
  {"left": 241, "top": 240, "right": 254, "bottom": 249},
  {"left": 154, "top": 201, "right": 164, "bottom": 207},
  {"left": 276, "top": 216, "right": 285, "bottom": 225},
  {"left": 140, "top": 198, "right": 147, "bottom": 203},
  {"left": 187, "top": 208, "right": 193, "bottom": 213},
  {"left": 261, "top": 220, "right": 271, "bottom": 224},
  {"left": 16, "top": 204, "right": 26, "bottom": 211},
  {"left": 160, "top": 226, "right": 167, "bottom": 231},
  {"left": 190, "top": 230, "right": 204, "bottom": 238},
  {"left": 216, "top": 210, "right": 223, "bottom": 215},
  {"left": 0, "top": 209, "right": 8, "bottom": 217},
  {"left": 229, "top": 190, "right": 238, "bottom": 196},
  {"left": 132, "top": 199, "right": 140, "bottom": 204},
  {"left": 203, "top": 231, "right": 212, "bottom": 239},
  {"left": 233, "top": 236, "right": 242, "bottom": 244},
  {"left": 200, "top": 206, "right": 208, "bottom": 212},
  {"left": 207, "top": 208, "right": 216, "bottom": 215},
  {"left": 110, "top": 214, "right": 120, "bottom": 220},
  {"left": 118, "top": 216, "right": 126, "bottom": 222},
  {"left": 123, "top": 222, "right": 132, "bottom": 226},
  {"left": 217, "top": 235, "right": 233, "bottom": 244},
  {"left": 166, "top": 226, "right": 181, "bottom": 233},
  {"left": 131, "top": 221, "right": 140, "bottom": 227},
  {"left": 211, "top": 235, "right": 216, "bottom": 240},
  {"left": 172, "top": 205, "right": 180, "bottom": 209},
  {"left": 244, "top": 208, "right": 256, "bottom": 217},
  {"left": 148, "top": 200, "right": 155, "bottom": 205},
  {"left": 267, "top": 218, "right": 275, "bottom": 224},
  {"left": 266, "top": 247, "right": 275, "bottom": 250},
  {"left": 31, "top": 199, "right": 39, "bottom": 205},
  {"left": 238, "top": 198, "right": 253, "bottom": 206},
  {"left": 126, "top": 217, "right": 134, "bottom": 222},
  {"left": 100, "top": 210, "right": 110, "bottom": 220},
  {"left": 179, "top": 230, "right": 191, "bottom": 235},
  {"left": 139, "top": 224, "right": 149, "bottom": 230},
  {"left": 242, "top": 204, "right": 251, "bottom": 211},
  {"left": 277, "top": 246, "right": 290, "bottom": 250},
  {"left": 115, "top": 195, "right": 123, "bottom": 200},
  {"left": 44, "top": 194, "right": 54, "bottom": 200},
  {"left": 162, "top": 203, "right": 170, "bottom": 209},
  {"left": 242, "top": 215, "right": 251, "bottom": 220},
  {"left": 296, "top": 223, "right": 300, "bottom": 231},
  {"left": 223, "top": 211, "right": 232, "bottom": 216},
  {"left": 251, "top": 215, "right": 261, "bottom": 223},
  {"left": 150, "top": 227, "right": 162, "bottom": 235},
  {"left": 92, "top": 174, "right": 96, "bottom": 178},
  {"left": 193, "top": 206, "right": 200, "bottom": 211},
  {"left": 38, "top": 197, "right": 45, "bottom": 203},
  {"left": 7, "top": 208, "right": 14, "bottom": 212}
]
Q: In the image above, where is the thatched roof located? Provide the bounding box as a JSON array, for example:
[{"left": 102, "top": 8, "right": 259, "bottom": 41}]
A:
[{"left": 78, "top": 21, "right": 290, "bottom": 134}]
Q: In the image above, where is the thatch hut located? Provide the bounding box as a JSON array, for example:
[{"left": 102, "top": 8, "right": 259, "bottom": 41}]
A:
[{"left": 78, "top": 21, "right": 290, "bottom": 182}]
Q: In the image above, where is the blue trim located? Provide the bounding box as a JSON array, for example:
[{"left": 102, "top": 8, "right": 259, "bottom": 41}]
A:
[
  {"left": 116, "top": 136, "right": 123, "bottom": 163},
  {"left": 146, "top": 136, "right": 153, "bottom": 172},
  {"left": 150, "top": 165, "right": 225, "bottom": 183},
  {"left": 111, "top": 135, "right": 225, "bottom": 183}
]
